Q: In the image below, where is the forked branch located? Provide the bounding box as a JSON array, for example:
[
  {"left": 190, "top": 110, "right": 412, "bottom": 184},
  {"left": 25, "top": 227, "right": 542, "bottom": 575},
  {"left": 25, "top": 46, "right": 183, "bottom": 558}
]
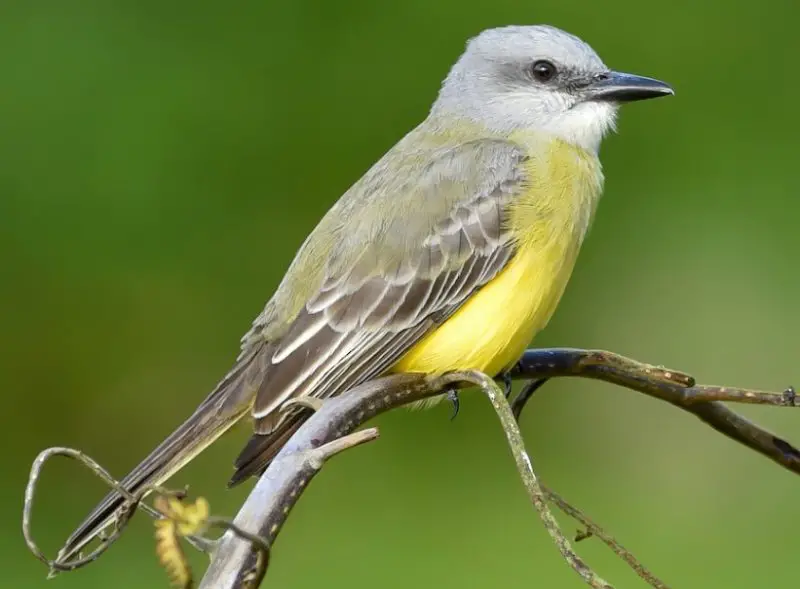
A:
[
  {"left": 197, "top": 348, "right": 798, "bottom": 588},
  {"left": 24, "top": 348, "right": 798, "bottom": 588}
]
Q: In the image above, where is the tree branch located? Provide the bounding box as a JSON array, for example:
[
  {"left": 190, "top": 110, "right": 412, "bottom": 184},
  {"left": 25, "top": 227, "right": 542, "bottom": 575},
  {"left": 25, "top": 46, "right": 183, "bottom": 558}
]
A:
[
  {"left": 543, "top": 485, "right": 667, "bottom": 589},
  {"left": 197, "top": 348, "right": 797, "bottom": 588},
  {"left": 197, "top": 374, "right": 433, "bottom": 589},
  {"left": 29, "top": 348, "right": 798, "bottom": 587},
  {"left": 510, "top": 349, "right": 800, "bottom": 473},
  {"left": 442, "top": 370, "right": 613, "bottom": 588},
  {"left": 23, "top": 447, "right": 214, "bottom": 579}
]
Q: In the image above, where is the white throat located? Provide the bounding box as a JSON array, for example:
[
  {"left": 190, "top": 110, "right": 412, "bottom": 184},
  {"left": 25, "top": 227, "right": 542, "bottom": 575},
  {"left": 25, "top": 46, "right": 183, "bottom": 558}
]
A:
[
  {"left": 536, "top": 101, "right": 618, "bottom": 152},
  {"left": 432, "top": 85, "right": 618, "bottom": 153}
]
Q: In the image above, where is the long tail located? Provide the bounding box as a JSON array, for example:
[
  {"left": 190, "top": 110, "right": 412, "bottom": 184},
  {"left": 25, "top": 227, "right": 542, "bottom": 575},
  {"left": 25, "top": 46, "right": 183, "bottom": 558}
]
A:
[
  {"left": 227, "top": 410, "right": 310, "bottom": 487},
  {"left": 56, "top": 345, "right": 265, "bottom": 565}
]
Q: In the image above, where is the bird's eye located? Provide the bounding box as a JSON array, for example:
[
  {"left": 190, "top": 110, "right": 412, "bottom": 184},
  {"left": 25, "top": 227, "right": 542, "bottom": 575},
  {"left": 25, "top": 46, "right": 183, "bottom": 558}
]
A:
[{"left": 531, "top": 60, "right": 557, "bottom": 83}]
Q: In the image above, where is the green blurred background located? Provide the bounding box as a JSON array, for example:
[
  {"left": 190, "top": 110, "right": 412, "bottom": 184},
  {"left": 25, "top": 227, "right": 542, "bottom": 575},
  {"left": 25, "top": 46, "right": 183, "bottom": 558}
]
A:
[{"left": 2, "top": 1, "right": 799, "bottom": 587}]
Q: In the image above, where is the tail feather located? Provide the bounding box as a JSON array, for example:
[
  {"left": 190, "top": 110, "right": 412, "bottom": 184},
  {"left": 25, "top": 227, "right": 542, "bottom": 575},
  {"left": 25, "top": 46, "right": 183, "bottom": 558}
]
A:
[
  {"left": 56, "top": 345, "right": 265, "bottom": 565},
  {"left": 227, "top": 409, "right": 310, "bottom": 487}
]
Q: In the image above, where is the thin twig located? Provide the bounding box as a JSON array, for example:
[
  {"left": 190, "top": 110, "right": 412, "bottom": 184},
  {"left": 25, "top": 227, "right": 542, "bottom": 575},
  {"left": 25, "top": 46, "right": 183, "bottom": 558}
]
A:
[
  {"left": 310, "top": 428, "right": 381, "bottom": 463},
  {"left": 543, "top": 485, "right": 668, "bottom": 589},
  {"left": 442, "top": 371, "right": 613, "bottom": 588},
  {"left": 682, "top": 384, "right": 797, "bottom": 405},
  {"left": 24, "top": 447, "right": 137, "bottom": 575},
  {"left": 23, "top": 447, "right": 212, "bottom": 578},
  {"left": 511, "top": 349, "right": 800, "bottom": 474},
  {"left": 511, "top": 377, "right": 549, "bottom": 419}
]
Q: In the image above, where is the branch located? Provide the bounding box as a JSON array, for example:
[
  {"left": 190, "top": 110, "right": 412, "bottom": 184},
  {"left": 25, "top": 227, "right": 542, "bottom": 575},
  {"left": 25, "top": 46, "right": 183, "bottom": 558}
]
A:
[
  {"left": 198, "top": 374, "right": 432, "bottom": 589},
  {"left": 543, "top": 485, "right": 666, "bottom": 589},
  {"left": 198, "top": 348, "right": 798, "bottom": 588},
  {"left": 200, "top": 369, "right": 619, "bottom": 589},
  {"left": 30, "top": 348, "right": 797, "bottom": 587},
  {"left": 510, "top": 349, "right": 800, "bottom": 473},
  {"left": 23, "top": 447, "right": 214, "bottom": 578},
  {"left": 442, "top": 371, "right": 613, "bottom": 588},
  {"left": 155, "top": 430, "right": 377, "bottom": 589}
]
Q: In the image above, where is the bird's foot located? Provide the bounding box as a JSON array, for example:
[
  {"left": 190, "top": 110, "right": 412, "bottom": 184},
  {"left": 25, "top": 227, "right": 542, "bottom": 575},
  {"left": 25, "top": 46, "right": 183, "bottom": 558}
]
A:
[
  {"left": 499, "top": 372, "right": 514, "bottom": 398},
  {"left": 783, "top": 385, "right": 797, "bottom": 406},
  {"left": 446, "top": 389, "right": 460, "bottom": 420}
]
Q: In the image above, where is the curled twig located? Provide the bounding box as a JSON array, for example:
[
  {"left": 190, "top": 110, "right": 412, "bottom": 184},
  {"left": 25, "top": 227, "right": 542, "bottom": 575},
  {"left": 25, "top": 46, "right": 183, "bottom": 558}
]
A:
[
  {"left": 24, "top": 447, "right": 141, "bottom": 576},
  {"left": 23, "top": 447, "right": 213, "bottom": 578}
]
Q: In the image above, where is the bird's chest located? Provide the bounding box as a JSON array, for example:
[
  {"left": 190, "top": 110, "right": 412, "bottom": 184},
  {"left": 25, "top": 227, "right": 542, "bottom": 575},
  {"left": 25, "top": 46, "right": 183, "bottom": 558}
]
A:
[
  {"left": 490, "top": 140, "right": 603, "bottom": 363},
  {"left": 508, "top": 136, "right": 604, "bottom": 253},
  {"left": 394, "top": 140, "right": 603, "bottom": 377}
]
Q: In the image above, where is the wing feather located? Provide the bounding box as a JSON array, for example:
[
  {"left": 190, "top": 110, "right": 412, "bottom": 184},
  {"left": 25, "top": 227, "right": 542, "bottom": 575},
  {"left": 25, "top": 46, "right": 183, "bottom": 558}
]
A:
[{"left": 236, "top": 138, "right": 530, "bottom": 475}]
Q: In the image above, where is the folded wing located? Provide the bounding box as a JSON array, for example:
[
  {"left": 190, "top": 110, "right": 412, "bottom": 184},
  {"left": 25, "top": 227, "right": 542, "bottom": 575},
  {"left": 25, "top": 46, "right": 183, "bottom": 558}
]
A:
[{"left": 232, "top": 138, "right": 530, "bottom": 481}]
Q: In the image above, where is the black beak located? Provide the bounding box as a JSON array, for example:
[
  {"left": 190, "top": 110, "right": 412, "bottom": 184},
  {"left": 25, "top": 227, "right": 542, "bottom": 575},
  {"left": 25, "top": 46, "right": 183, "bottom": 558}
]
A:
[{"left": 586, "top": 71, "right": 674, "bottom": 103}]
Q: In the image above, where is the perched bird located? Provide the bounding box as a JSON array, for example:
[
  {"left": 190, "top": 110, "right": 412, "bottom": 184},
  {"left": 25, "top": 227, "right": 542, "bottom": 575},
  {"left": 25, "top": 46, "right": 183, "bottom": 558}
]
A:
[{"left": 58, "top": 24, "right": 672, "bottom": 563}]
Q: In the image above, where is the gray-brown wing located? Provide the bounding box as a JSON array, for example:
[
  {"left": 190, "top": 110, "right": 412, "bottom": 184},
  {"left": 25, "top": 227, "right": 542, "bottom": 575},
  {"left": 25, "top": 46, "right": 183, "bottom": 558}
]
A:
[{"left": 249, "top": 139, "right": 529, "bottom": 435}]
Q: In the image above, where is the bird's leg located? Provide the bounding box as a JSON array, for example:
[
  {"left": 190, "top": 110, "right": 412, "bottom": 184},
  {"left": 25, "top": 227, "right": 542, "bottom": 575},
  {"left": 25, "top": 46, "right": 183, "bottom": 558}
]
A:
[
  {"left": 446, "top": 389, "right": 460, "bottom": 420},
  {"left": 783, "top": 385, "right": 797, "bottom": 406},
  {"left": 499, "top": 372, "right": 514, "bottom": 398},
  {"left": 449, "top": 368, "right": 515, "bottom": 420}
]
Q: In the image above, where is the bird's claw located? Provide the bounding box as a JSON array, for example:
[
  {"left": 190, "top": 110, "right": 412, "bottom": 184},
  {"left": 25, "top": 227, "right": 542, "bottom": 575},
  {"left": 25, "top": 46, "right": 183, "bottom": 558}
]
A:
[
  {"left": 783, "top": 385, "right": 796, "bottom": 407},
  {"left": 500, "top": 372, "right": 514, "bottom": 398},
  {"left": 446, "top": 389, "right": 460, "bottom": 420}
]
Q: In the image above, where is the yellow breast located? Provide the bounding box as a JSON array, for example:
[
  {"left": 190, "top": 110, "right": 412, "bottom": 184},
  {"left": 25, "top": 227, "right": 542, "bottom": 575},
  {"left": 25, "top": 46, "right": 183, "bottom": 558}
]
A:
[{"left": 392, "top": 135, "right": 603, "bottom": 379}]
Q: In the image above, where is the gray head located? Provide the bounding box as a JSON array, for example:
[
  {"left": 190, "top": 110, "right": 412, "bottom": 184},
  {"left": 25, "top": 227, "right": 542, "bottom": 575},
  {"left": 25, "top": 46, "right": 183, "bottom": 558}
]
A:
[{"left": 431, "top": 25, "right": 672, "bottom": 152}]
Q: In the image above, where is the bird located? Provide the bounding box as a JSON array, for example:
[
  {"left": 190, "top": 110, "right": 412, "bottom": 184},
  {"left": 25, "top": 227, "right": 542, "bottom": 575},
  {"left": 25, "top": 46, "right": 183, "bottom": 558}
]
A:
[{"left": 57, "top": 24, "right": 672, "bottom": 563}]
